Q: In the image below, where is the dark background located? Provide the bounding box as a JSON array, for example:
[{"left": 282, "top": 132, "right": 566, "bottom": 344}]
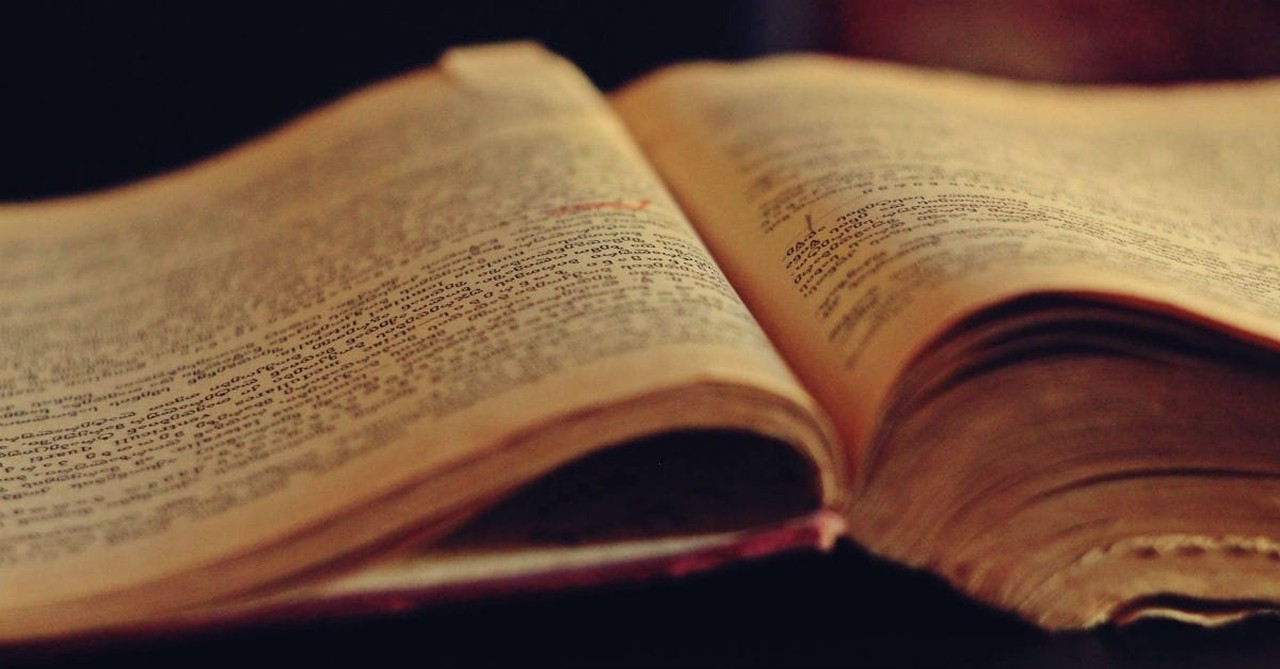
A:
[
  {"left": 6, "top": 0, "right": 1280, "bottom": 202},
  {"left": 5, "top": 2, "right": 1280, "bottom": 666},
  {"left": 0, "top": 1, "right": 767, "bottom": 201}
]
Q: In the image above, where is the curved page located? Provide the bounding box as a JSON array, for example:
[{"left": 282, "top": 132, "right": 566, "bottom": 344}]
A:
[
  {"left": 614, "top": 56, "right": 1280, "bottom": 457},
  {"left": 0, "top": 44, "right": 837, "bottom": 640}
]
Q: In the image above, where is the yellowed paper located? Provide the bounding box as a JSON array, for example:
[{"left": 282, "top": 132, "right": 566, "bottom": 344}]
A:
[
  {"left": 0, "top": 44, "right": 835, "bottom": 638},
  {"left": 615, "top": 56, "right": 1280, "bottom": 462}
]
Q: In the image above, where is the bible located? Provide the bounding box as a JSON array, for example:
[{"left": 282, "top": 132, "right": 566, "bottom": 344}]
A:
[{"left": 4, "top": 42, "right": 1280, "bottom": 641}]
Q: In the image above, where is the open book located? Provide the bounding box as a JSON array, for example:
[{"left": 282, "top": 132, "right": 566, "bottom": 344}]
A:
[{"left": 4, "top": 42, "right": 1280, "bottom": 641}]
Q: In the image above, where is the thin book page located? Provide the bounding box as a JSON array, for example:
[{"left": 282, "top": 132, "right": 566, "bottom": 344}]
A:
[
  {"left": 0, "top": 44, "right": 835, "bottom": 638},
  {"left": 614, "top": 55, "right": 1280, "bottom": 467}
]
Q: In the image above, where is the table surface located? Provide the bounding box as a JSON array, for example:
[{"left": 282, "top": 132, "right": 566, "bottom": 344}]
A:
[{"left": 7, "top": 541, "right": 1280, "bottom": 668}]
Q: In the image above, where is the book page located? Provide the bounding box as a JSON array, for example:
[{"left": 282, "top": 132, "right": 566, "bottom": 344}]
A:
[
  {"left": 0, "top": 44, "right": 836, "bottom": 638},
  {"left": 615, "top": 56, "right": 1280, "bottom": 461}
]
